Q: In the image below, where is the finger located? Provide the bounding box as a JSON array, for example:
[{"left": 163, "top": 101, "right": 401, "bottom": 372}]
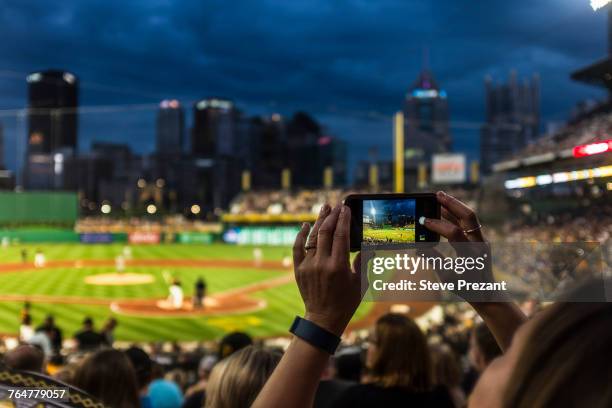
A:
[
  {"left": 436, "top": 191, "right": 484, "bottom": 242},
  {"left": 331, "top": 205, "right": 351, "bottom": 262},
  {"left": 441, "top": 207, "right": 460, "bottom": 228},
  {"left": 317, "top": 205, "right": 342, "bottom": 257},
  {"left": 293, "top": 222, "right": 311, "bottom": 267},
  {"left": 420, "top": 217, "right": 468, "bottom": 242},
  {"left": 305, "top": 204, "right": 331, "bottom": 255},
  {"left": 351, "top": 252, "right": 370, "bottom": 298}
]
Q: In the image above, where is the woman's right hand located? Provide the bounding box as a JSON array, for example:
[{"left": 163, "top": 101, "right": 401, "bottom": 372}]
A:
[{"left": 420, "top": 191, "right": 486, "bottom": 243}]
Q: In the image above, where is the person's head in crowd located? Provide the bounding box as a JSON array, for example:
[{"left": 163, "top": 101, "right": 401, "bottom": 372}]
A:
[
  {"left": 125, "top": 346, "right": 153, "bottom": 393},
  {"left": 431, "top": 344, "right": 462, "bottom": 389},
  {"left": 205, "top": 346, "right": 281, "bottom": 408},
  {"left": 432, "top": 344, "right": 466, "bottom": 408},
  {"left": 198, "top": 354, "right": 218, "bottom": 380},
  {"left": 148, "top": 362, "right": 184, "bottom": 408},
  {"left": 366, "top": 313, "right": 432, "bottom": 391},
  {"left": 72, "top": 349, "right": 140, "bottom": 408},
  {"left": 469, "top": 323, "right": 502, "bottom": 373},
  {"left": 4, "top": 345, "right": 44, "bottom": 372},
  {"left": 470, "top": 282, "right": 612, "bottom": 407},
  {"left": 218, "top": 331, "right": 253, "bottom": 359},
  {"left": 82, "top": 317, "right": 94, "bottom": 330},
  {"left": 21, "top": 314, "right": 32, "bottom": 326},
  {"left": 334, "top": 350, "right": 362, "bottom": 382},
  {"left": 43, "top": 315, "right": 55, "bottom": 327},
  {"left": 53, "top": 363, "right": 78, "bottom": 384},
  {"left": 102, "top": 317, "right": 117, "bottom": 331}
]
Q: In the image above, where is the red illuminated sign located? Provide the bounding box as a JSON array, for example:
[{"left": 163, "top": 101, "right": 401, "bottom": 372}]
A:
[{"left": 572, "top": 140, "right": 612, "bottom": 158}]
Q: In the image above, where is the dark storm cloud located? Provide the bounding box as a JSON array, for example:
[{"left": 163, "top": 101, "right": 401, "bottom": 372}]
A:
[{"left": 0, "top": 0, "right": 608, "bottom": 169}]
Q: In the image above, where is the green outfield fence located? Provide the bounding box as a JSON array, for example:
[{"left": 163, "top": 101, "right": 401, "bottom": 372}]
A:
[{"left": 0, "top": 192, "right": 78, "bottom": 226}]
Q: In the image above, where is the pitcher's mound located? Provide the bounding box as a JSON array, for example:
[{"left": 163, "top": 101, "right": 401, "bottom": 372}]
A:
[{"left": 85, "top": 273, "right": 154, "bottom": 286}]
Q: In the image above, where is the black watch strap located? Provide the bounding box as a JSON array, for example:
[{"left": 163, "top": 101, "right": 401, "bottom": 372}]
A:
[{"left": 289, "top": 316, "right": 341, "bottom": 354}]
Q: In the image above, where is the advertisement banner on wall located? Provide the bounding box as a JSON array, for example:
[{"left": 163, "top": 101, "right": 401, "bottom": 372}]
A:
[
  {"left": 80, "top": 233, "right": 113, "bottom": 244},
  {"left": 223, "top": 226, "right": 300, "bottom": 246},
  {"left": 128, "top": 231, "right": 161, "bottom": 244},
  {"left": 177, "top": 232, "right": 214, "bottom": 244},
  {"left": 432, "top": 154, "right": 466, "bottom": 184}
]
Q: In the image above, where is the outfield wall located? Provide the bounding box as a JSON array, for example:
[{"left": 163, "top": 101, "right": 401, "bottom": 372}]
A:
[{"left": 0, "top": 192, "right": 78, "bottom": 225}]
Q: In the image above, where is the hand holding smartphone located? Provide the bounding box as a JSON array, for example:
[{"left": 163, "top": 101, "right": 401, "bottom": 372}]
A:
[{"left": 344, "top": 193, "right": 440, "bottom": 251}]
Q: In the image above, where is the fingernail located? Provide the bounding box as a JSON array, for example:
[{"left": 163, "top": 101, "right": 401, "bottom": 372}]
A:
[
  {"left": 436, "top": 191, "right": 445, "bottom": 199},
  {"left": 302, "top": 222, "right": 310, "bottom": 229},
  {"left": 341, "top": 205, "right": 347, "bottom": 214},
  {"left": 419, "top": 216, "right": 426, "bottom": 225},
  {"left": 320, "top": 204, "right": 330, "bottom": 214}
]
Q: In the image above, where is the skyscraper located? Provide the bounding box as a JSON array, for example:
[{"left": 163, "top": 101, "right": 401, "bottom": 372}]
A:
[
  {"left": 24, "top": 70, "right": 79, "bottom": 190},
  {"left": 402, "top": 70, "right": 451, "bottom": 189},
  {"left": 26, "top": 70, "right": 78, "bottom": 154},
  {"left": 190, "top": 98, "right": 243, "bottom": 210},
  {"left": 480, "top": 72, "right": 540, "bottom": 174},
  {"left": 156, "top": 99, "right": 184, "bottom": 154},
  {"left": 191, "top": 98, "right": 236, "bottom": 157}
]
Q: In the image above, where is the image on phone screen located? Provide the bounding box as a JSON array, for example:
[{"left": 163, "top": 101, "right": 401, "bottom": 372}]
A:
[{"left": 363, "top": 199, "right": 416, "bottom": 244}]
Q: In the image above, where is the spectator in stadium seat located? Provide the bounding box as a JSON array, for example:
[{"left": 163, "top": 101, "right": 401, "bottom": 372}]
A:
[
  {"left": 332, "top": 313, "right": 454, "bottom": 407},
  {"left": 218, "top": 331, "right": 253, "bottom": 359},
  {"left": 431, "top": 344, "right": 466, "bottom": 408},
  {"left": 3, "top": 344, "right": 44, "bottom": 372},
  {"left": 125, "top": 346, "right": 154, "bottom": 408},
  {"left": 462, "top": 322, "right": 502, "bottom": 394},
  {"left": 182, "top": 354, "right": 218, "bottom": 408},
  {"left": 72, "top": 348, "right": 140, "bottom": 408},
  {"left": 148, "top": 362, "right": 184, "bottom": 408},
  {"left": 313, "top": 356, "right": 355, "bottom": 408},
  {"left": 333, "top": 349, "right": 362, "bottom": 383},
  {"left": 36, "top": 315, "right": 63, "bottom": 354},
  {"left": 74, "top": 317, "right": 104, "bottom": 351},
  {"left": 19, "top": 313, "right": 34, "bottom": 342},
  {"left": 100, "top": 317, "right": 118, "bottom": 346},
  {"left": 205, "top": 345, "right": 281, "bottom": 408}
]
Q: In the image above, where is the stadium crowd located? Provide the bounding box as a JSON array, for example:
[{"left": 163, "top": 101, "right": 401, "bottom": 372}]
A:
[
  {"left": 502, "top": 100, "right": 612, "bottom": 161},
  {"left": 3, "top": 192, "right": 610, "bottom": 407}
]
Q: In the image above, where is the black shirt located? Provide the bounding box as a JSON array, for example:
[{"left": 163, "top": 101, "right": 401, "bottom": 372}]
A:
[
  {"left": 74, "top": 329, "right": 104, "bottom": 351},
  {"left": 332, "top": 383, "right": 455, "bottom": 408}
]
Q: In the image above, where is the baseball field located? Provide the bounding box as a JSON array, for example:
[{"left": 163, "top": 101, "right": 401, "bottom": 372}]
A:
[
  {"left": 363, "top": 226, "right": 415, "bottom": 243},
  {"left": 0, "top": 244, "right": 373, "bottom": 341}
]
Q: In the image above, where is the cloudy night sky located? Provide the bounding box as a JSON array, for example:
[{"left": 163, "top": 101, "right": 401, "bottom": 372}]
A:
[{"left": 0, "top": 0, "right": 608, "bottom": 173}]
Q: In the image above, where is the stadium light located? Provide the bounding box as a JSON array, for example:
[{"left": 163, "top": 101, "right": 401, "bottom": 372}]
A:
[
  {"left": 191, "top": 204, "right": 201, "bottom": 215},
  {"left": 101, "top": 204, "right": 111, "bottom": 214},
  {"left": 572, "top": 139, "right": 612, "bottom": 158},
  {"left": 146, "top": 204, "right": 157, "bottom": 214},
  {"left": 137, "top": 178, "right": 146, "bottom": 188},
  {"left": 591, "top": 0, "right": 612, "bottom": 11},
  {"left": 156, "top": 178, "right": 165, "bottom": 188}
]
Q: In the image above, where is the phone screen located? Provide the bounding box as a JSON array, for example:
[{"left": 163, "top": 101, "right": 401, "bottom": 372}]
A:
[
  {"left": 363, "top": 198, "right": 417, "bottom": 244},
  {"left": 345, "top": 194, "right": 440, "bottom": 251}
]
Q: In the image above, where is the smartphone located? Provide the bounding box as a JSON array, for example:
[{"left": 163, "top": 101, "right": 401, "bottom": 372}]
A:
[{"left": 344, "top": 193, "right": 440, "bottom": 251}]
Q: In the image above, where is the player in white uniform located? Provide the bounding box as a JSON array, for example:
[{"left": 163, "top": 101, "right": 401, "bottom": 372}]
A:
[
  {"left": 115, "top": 255, "right": 126, "bottom": 273},
  {"left": 168, "top": 279, "right": 184, "bottom": 309},
  {"left": 34, "top": 250, "right": 46, "bottom": 268},
  {"left": 253, "top": 247, "right": 263, "bottom": 267}
]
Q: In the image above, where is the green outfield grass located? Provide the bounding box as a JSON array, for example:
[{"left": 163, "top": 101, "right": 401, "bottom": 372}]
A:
[
  {"left": 363, "top": 226, "right": 415, "bottom": 243},
  {"left": 0, "top": 244, "right": 372, "bottom": 341}
]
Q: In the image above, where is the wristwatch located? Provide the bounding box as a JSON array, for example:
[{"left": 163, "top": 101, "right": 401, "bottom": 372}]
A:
[{"left": 289, "top": 316, "right": 341, "bottom": 354}]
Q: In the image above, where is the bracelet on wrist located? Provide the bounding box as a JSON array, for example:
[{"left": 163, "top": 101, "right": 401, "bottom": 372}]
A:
[{"left": 289, "top": 316, "right": 341, "bottom": 354}]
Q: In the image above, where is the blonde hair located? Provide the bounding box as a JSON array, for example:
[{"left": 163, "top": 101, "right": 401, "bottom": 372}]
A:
[{"left": 205, "top": 346, "right": 281, "bottom": 408}]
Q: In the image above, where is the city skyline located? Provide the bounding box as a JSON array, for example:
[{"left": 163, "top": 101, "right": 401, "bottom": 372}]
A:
[{"left": 0, "top": 0, "right": 608, "bottom": 174}]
